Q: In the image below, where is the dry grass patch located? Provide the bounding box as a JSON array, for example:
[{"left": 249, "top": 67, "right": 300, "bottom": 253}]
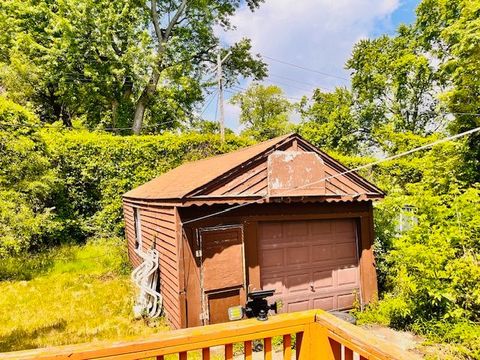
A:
[{"left": 0, "top": 239, "right": 169, "bottom": 352}]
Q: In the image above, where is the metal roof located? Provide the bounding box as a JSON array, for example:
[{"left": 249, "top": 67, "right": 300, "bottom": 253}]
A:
[{"left": 123, "top": 133, "right": 384, "bottom": 204}]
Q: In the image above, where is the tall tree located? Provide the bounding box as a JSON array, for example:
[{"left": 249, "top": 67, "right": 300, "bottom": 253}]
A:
[
  {"left": 346, "top": 25, "right": 443, "bottom": 149},
  {"left": 130, "top": 0, "right": 267, "bottom": 134},
  {"left": 414, "top": 0, "right": 480, "bottom": 179},
  {"left": 0, "top": 1, "right": 267, "bottom": 132},
  {"left": 230, "top": 83, "right": 293, "bottom": 141}
]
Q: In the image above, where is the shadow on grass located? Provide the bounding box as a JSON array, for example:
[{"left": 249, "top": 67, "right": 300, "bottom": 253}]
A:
[{"left": 0, "top": 320, "right": 67, "bottom": 352}]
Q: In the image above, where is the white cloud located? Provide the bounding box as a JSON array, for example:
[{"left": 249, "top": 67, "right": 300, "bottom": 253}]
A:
[{"left": 217, "top": 0, "right": 401, "bottom": 129}]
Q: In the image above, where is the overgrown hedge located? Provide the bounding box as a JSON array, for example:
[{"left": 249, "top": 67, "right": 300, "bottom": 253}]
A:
[
  {"left": 0, "top": 96, "right": 252, "bottom": 255},
  {"left": 42, "top": 129, "right": 251, "bottom": 241}
]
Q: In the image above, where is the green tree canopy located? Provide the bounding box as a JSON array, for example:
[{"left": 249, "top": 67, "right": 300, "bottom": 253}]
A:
[
  {"left": 414, "top": 0, "right": 480, "bottom": 179},
  {"left": 230, "top": 83, "right": 293, "bottom": 141},
  {"left": 346, "top": 26, "right": 442, "bottom": 146},
  {"left": 0, "top": 0, "right": 268, "bottom": 133},
  {"left": 298, "top": 87, "right": 362, "bottom": 155}
]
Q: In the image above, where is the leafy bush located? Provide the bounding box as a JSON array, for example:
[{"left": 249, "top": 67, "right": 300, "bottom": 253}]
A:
[
  {"left": 0, "top": 97, "right": 60, "bottom": 256},
  {"left": 353, "top": 131, "right": 480, "bottom": 357},
  {"left": 383, "top": 187, "right": 480, "bottom": 322}
]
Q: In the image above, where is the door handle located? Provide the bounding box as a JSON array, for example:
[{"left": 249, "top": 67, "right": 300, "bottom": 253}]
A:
[{"left": 310, "top": 282, "right": 315, "bottom": 292}]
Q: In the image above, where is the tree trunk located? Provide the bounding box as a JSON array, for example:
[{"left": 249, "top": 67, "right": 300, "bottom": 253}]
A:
[
  {"left": 132, "top": 70, "right": 161, "bottom": 135},
  {"left": 111, "top": 99, "right": 119, "bottom": 133}
]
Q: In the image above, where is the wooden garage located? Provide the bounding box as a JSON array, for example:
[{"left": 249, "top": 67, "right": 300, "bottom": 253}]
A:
[{"left": 123, "top": 133, "right": 384, "bottom": 329}]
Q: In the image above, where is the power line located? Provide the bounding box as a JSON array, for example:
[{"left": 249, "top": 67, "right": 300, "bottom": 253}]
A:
[
  {"left": 289, "top": 126, "right": 480, "bottom": 193},
  {"left": 269, "top": 73, "right": 334, "bottom": 92},
  {"left": 227, "top": 86, "right": 305, "bottom": 102},
  {"left": 263, "top": 55, "right": 349, "bottom": 82},
  {"left": 182, "top": 125, "right": 480, "bottom": 225},
  {"left": 263, "top": 79, "right": 313, "bottom": 93},
  {"left": 199, "top": 90, "right": 218, "bottom": 117}
]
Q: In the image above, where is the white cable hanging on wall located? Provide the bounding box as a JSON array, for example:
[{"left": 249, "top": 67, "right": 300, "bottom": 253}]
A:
[{"left": 131, "top": 249, "right": 163, "bottom": 318}]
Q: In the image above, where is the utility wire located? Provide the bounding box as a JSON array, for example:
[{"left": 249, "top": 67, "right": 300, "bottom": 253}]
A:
[
  {"left": 199, "top": 90, "right": 218, "bottom": 117},
  {"left": 182, "top": 125, "right": 480, "bottom": 225},
  {"left": 263, "top": 79, "right": 313, "bottom": 93},
  {"left": 263, "top": 55, "right": 349, "bottom": 82},
  {"left": 227, "top": 86, "right": 304, "bottom": 102},
  {"left": 269, "top": 73, "right": 333, "bottom": 92},
  {"left": 288, "top": 126, "right": 480, "bottom": 193}
]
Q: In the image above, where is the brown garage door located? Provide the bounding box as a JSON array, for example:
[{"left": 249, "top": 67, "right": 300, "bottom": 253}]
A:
[{"left": 258, "top": 219, "right": 360, "bottom": 312}]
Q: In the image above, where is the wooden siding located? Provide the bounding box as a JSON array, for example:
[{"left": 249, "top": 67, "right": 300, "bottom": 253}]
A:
[
  {"left": 209, "top": 160, "right": 268, "bottom": 196},
  {"left": 123, "top": 201, "right": 182, "bottom": 329}
]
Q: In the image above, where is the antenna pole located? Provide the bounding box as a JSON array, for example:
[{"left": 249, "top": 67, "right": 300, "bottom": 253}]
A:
[{"left": 215, "top": 51, "right": 231, "bottom": 143}]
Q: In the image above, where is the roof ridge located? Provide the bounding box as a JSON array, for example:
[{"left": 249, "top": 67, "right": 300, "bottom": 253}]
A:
[
  {"left": 174, "top": 133, "right": 295, "bottom": 168},
  {"left": 123, "top": 132, "right": 384, "bottom": 202}
]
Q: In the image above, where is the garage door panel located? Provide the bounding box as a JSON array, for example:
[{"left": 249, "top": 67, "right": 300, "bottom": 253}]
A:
[
  {"left": 334, "top": 219, "right": 356, "bottom": 233},
  {"left": 312, "top": 244, "right": 333, "bottom": 262},
  {"left": 260, "top": 248, "right": 284, "bottom": 268},
  {"left": 310, "top": 220, "right": 332, "bottom": 235},
  {"left": 287, "top": 299, "right": 310, "bottom": 312},
  {"left": 285, "top": 221, "right": 309, "bottom": 237},
  {"left": 259, "top": 219, "right": 360, "bottom": 313},
  {"left": 337, "top": 267, "right": 358, "bottom": 286},
  {"left": 262, "top": 276, "right": 284, "bottom": 295},
  {"left": 313, "top": 296, "right": 335, "bottom": 311},
  {"left": 334, "top": 242, "right": 357, "bottom": 260},
  {"left": 259, "top": 222, "right": 283, "bottom": 240},
  {"left": 286, "top": 246, "right": 309, "bottom": 265},
  {"left": 313, "top": 270, "right": 334, "bottom": 289},
  {"left": 285, "top": 273, "right": 310, "bottom": 293},
  {"left": 338, "top": 293, "right": 357, "bottom": 309}
]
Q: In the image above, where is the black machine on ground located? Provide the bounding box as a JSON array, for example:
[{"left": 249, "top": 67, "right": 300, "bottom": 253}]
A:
[{"left": 228, "top": 289, "right": 277, "bottom": 322}]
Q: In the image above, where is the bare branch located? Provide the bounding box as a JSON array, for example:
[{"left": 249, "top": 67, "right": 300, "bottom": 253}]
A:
[
  {"left": 150, "top": 1, "right": 163, "bottom": 44},
  {"left": 164, "top": 0, "right": 187, "bottom": 40}
]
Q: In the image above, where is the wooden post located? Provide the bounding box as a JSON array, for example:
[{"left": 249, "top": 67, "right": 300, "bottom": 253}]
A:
[
  {"left": 283, "top": 334, "right": 291, "bottom": 359},
  {"left": 217, "top": 52, "right": 225, "bottom": 143},
  {"left": 264, "top": 337, "right": 272, "bottom": 360},
  {"left": 297, "top": 322, "right": 336, "bottom": 360},
  {"left": 244, "top": 340, "right": 253, "bottom": 360}
]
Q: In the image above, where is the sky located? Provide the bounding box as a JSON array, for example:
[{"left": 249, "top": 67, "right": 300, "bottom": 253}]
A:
[{"left": 201, "top": 0, "right": 420, "bottom": 132}]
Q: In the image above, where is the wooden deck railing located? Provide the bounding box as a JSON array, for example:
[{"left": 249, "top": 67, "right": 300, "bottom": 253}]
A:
[{"left": 1, "top": 310, "right": 415, "bottom": 360}]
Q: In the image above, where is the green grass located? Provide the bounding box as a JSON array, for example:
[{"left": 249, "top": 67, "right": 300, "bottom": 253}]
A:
[
  {"left": 0, "top": 239, "right": 169, "bottom": 353},
  {"left": 0, "top": 242, "right": 288, "bottom": 359}
]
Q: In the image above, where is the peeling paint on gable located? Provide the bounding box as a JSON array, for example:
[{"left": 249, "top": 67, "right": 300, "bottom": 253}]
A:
[{"left": 267, "top": 151, "right": 326, "bottom": 197}]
